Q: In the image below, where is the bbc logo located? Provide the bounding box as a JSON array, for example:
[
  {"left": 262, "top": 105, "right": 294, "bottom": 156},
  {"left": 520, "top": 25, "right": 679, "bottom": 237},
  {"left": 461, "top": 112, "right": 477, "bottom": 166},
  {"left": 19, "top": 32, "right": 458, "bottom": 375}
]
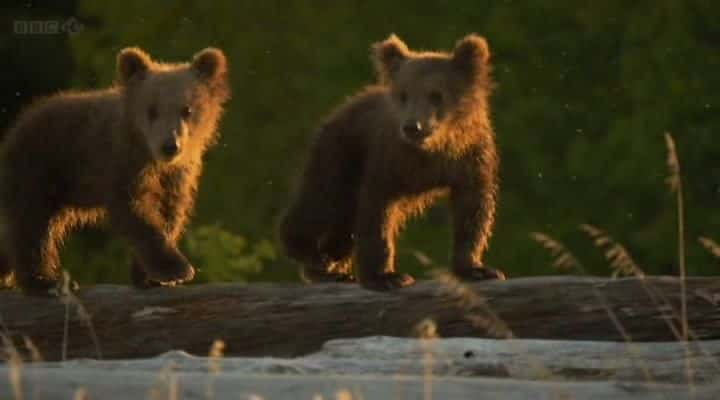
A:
[{"left": 13, "top": 18, "right": 83, "bottom": 35}]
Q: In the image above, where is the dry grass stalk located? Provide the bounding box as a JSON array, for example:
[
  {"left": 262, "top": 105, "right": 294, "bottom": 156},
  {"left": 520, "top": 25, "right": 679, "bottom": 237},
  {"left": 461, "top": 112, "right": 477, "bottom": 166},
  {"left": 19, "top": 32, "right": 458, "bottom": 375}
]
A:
[
  {"left": 1, "top": 334, "right": 23, "bottom": 400},
  {"left": 579, "top": 224, "right": 645, "bottom": 278},
  {"left": 530, "top": 232, "right": 660, "bottom": 385},
  {"left": 413, "top": 318, "right": 439, "bottom": 340},
  {"left": 664, "top": 133, "right": 688, "bottom": 335},
  {"left": 664, "top": 132, "right": 681, "bottom": 193},
  {"left": 411, "top": 250, "right": 435, "bottom": 268},
  {"left": 413, "top": 318, "right": 438, "bottom": 400},
  {"left": 576, "top": 224, "right": 692, "bottom": 340},
  {"left": 58, "top": 271, "right": 102, "bottom": 361},
  {"left": 149, "top": 361, "right": 178, "bottom": 400},
  {"left": 530, "top": 232, "right": 634, "bottom": 338},
  {"left": 433, "top": 270, "right": 566, "bottom": 384},
  {"left": 73, "top": 388, "right": 88, "bottom": 400},
  {"left": 206, "top": 339, "right": 225, "bottom": 399},
  {"left": 22, "top": 336, "right": 42, "bottom": 363},
  {"left": 419, "top": 251, "right": 512, "bottom": 340},
  {"left": 698, "top": 237, "right": 720, "bottom": 258},
  {"left": 530, "top": 232, "right": 581, "bottom": 272},
  {"left": 432, "top": 271, "right": 512, "bottom": 339},
  {"left": 208, "top": 339, "right": 225, "bottom": 373},
  {"left": 412, "top": 248, "right": 511, "bottom": 340},
  {"left": 335, "top": 390, "right": 354, "bottom": 400},
  {"left": 664, "top": 132, "right": 691, "bottom": 388}
]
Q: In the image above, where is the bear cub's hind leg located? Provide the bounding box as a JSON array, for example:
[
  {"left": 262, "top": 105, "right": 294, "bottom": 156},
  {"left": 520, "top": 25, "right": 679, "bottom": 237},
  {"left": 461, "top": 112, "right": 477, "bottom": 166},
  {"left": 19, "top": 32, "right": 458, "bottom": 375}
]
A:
[
  {"left": 304, "top": 224, "right": 356, "bottom": 283},
  {"left": 280, "top": 211, "right": 356, "bottom": 283},
  {"left": 4, "top": 209, "right": 79, "bottom": 296}
]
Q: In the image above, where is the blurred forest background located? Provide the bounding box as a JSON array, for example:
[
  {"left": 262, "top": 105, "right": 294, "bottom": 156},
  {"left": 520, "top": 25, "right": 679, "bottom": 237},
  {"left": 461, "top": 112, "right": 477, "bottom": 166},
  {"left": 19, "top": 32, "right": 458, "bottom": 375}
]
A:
[{"left": 0, "top": 1, "right": 718, "bottom": 284}]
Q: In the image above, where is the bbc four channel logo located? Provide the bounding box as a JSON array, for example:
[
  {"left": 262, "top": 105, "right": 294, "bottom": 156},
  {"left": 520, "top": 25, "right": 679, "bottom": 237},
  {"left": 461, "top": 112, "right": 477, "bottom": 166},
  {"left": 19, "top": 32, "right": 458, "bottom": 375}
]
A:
[{"left": 13, "top": 17, "right": 84, "bottom": 35}]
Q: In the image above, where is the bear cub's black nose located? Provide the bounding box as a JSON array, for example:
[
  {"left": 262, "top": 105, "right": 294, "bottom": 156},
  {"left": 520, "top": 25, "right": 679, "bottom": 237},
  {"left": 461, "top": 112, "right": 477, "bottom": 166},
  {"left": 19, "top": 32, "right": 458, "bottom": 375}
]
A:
[
  {"left": 162, "top": 140, "right": 179, "bottom": 157},
  {"left": 403, "top": 121, "right": 428, "bottom": 141}
]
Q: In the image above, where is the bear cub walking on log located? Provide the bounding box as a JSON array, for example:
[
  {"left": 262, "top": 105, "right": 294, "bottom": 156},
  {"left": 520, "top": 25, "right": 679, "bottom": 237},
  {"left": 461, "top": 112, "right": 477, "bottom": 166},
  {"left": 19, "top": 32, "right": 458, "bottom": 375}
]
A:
[
  {"left": 0, "top": 47, "right": 230, "bottom": 295},
  {"left": 281, "top": 34, "right": 505, "bottom": 290}
]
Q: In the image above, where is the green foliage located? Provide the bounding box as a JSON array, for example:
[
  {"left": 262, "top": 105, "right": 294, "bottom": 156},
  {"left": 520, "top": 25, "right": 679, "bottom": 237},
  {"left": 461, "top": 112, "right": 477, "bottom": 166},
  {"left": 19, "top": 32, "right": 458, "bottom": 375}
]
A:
[
  {"left": 62, "top": 225, "right": 274, "bottom": 284},
  {"left": 62, "top": 229, "right": 132, "bottom": 284},
  {"left": 5, "top": 1, "right": 720, "bottom": 283},
  {"left": 184, "top": 224, "right": 275, "bottom": 283}
]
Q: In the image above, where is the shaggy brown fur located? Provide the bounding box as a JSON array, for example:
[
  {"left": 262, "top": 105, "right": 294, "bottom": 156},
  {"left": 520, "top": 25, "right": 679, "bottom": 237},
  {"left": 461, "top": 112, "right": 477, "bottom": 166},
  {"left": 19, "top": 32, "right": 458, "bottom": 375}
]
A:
[
  {"left": 0, "top": 47, "right": 230, "bottom": 295},
  {"left": 281, "top": 34, "right": 505, "bottom": 291}
]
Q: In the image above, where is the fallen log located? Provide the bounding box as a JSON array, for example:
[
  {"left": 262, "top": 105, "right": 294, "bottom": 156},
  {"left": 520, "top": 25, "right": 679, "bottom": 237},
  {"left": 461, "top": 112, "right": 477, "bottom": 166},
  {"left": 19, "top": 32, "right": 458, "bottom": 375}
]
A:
[{"left": 1, "top": 276, "right": 719, "bottom": 361}]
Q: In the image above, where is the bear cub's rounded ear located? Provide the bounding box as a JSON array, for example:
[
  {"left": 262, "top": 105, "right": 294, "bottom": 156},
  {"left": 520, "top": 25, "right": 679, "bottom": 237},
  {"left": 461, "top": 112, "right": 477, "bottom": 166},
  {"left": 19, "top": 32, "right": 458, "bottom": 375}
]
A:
[
  {"left": 372, "top": 34, "right": 410, "bottom": 83},
  {"left": 117, "top": 47, "right": 152, "bottom": 85},
  {"left": 452, "top": 34, "right": 491, "bottom": 74},
  {"left": 192, "top": 48, "right": 227, "bottom": 81}
]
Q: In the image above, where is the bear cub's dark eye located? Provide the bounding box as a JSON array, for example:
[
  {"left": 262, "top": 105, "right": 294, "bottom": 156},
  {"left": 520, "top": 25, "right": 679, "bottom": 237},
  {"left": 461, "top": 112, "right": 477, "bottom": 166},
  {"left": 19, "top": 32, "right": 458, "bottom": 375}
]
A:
[
  {"left": 429, "top": 91, "right": 443, "bottom": 106},
  {"left": 180, "top": 105, "right": 192, "bottom": 119},
  {"left": 147, "top": 105, "right": 158, "bottom": 121}
]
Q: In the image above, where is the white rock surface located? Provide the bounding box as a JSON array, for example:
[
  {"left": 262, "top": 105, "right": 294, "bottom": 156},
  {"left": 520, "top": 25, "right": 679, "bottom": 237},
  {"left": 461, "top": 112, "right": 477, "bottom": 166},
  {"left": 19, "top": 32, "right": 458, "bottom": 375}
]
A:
[{"left": 2, "top": 336, "right": 719, "bottom": 399}]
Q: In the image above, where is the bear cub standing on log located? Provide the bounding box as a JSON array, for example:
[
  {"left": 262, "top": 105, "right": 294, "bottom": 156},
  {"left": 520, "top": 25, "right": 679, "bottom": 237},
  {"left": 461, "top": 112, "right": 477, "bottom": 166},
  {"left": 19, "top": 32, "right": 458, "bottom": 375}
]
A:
[
  {"left": 0, "top": 47, "right": 230, "bottom": 295},
  {"left": 281, "top": 34, "right": 505, "bottom": 290}
]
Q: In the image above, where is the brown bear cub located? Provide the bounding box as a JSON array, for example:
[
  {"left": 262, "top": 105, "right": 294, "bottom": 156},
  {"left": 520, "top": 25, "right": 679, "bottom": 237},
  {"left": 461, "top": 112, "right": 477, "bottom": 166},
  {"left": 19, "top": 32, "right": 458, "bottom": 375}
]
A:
[
  {"left": 0, "top": 47, "right": 230, "bottom": 295},
  {"left": 281, "top": 34, "right": 505, "bottom": 291}
]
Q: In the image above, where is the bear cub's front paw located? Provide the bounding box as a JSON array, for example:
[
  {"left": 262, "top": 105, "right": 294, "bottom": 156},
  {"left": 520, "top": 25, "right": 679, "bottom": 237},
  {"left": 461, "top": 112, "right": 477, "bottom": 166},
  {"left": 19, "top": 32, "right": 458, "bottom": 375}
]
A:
[
  {"left": 454, "top": 265, "right": 507, "bottom": 281},
  {"left": 301, "top": 268, "right": 355, "bottom": 283},
  {"left": 301, "top": 262, "right": 355, "bottom": 283},
  {"left": 140, "top": 252, "right": 196, "bottom": 287}
]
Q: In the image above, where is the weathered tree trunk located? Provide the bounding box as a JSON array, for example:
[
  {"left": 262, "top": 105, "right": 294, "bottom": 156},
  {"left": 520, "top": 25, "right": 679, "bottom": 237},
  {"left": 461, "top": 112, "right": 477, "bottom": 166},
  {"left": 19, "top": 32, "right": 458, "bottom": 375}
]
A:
[{"left": 1, "top": 276, "right": 719, "bottom": 361}]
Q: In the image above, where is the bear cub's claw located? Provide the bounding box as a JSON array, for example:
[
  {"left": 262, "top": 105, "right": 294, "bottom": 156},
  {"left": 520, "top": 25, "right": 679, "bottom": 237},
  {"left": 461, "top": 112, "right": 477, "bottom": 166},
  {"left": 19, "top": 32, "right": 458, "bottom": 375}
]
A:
[
  {"left": 0, "top": 273, "right": 15, "bottom": 290},
  {"left": 359, "top": 272, "right": 416, "bottom": 291},
  {"left": 132, "top": 275, "right": 192, "bottom": 289},
  {"left": 148, "top": 263, "right": 196, "bottom": 283},
  {"left": 300, "top": 268, "right": 356, "bottom": 284},
  {"left": 132, "top": 258, "right": 195, "bottom": 289}
]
